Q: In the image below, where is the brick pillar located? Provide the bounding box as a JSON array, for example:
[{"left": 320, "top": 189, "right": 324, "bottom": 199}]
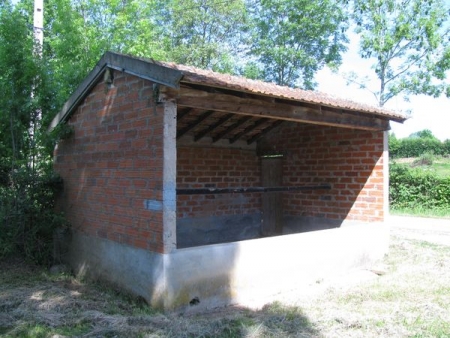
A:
[{"left": 162, "top": 99, "right": 177, "bottom": 253}]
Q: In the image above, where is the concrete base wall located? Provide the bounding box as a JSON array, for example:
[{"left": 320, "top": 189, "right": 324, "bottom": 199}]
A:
[
  {"left": 68, "top": 223, "right": 390, "bottom": 311},
  {"left": 68, "top": 231, "right": 166, "bottom": 308}
]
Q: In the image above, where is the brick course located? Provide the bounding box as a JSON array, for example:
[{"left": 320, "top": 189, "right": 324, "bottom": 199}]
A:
[
  {"left": 54, "top": 71, "right": 167, "bottom": 253},
  {"left": 176, "top": 123, "right": 385, "bottom": 224},
  {"left": 260, "top": 123, "right": 385, "bottom": 222},
  {"left": 176, "top": 146, "right": 261, "bottom": 219}
]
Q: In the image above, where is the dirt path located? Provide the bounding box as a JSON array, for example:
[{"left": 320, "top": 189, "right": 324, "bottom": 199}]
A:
[{"left": 389, "top": 215, "right": 450, "bottom": 246}]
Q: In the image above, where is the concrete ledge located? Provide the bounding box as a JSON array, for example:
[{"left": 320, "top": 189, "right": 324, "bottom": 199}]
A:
[
  {"left": 68, "top": 222, "right": 389, "bottom": 311},
  {"left": 167, "top": 222, "right": 389, "bottom": 311}
]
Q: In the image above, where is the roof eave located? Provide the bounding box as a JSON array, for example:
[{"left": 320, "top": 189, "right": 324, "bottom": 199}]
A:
[{"left": 49, "top": 51, "right": 407, "bottom": 131}]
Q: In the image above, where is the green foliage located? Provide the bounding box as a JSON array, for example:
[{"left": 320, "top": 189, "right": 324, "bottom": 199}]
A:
[
  {"left": 350, "top": 0, "right": 450, "bottom": 106},
  {"left": 389, "top": 129, "right": 450, "bottom": 158},
  {"left": 10, "top": 0, "right": 352, "bottom": 97},
  {"left": 392, "top": 137, "right": 445, "bottom": 158},
  {"left": 409, "top": 129, "right": 437, "bottom": 140},
  {"left": 248, "top": 0, "right": 348, "bottom": 88},
  {"left": 158, "top": 0, "right": 248, "bottom": 72},
  {"left": 390, "top": 162, "right": 450, "bottom": 211},
  {"left": 0, "top": 167, "right": 67, "bottom": 265},
  {"left": 0, "top": 3, "right": 68, "bottom": 265},
  {"left": 444, "top": 140, "right": 450, "bottom": 155}
]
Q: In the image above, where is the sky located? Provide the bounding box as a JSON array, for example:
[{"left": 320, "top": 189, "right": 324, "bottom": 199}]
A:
[{"left": 315, "top": 36, "right": 450, "bottom": 142}]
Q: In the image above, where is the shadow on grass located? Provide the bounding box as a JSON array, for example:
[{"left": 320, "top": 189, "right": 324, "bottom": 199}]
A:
[
  {"left": 0, "top": 258, "right": 320, "bottom": 338},
  {"left": 167, "top": 301, "right": 320, "bottom": 338}
]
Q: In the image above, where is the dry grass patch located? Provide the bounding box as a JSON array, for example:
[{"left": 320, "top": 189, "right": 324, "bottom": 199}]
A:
[{"left": 1, "top": 234, "right": 450, "bottom": 337}]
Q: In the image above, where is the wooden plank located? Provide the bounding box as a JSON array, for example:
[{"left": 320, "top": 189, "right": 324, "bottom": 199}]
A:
[
  {"left": 177, "top": 88, "right": 390, "bottom": 131},
  {"left": 261, "top": 157, "right": 283, "bottom": 236},
  {"left": 176, "top": 184, "right": 331, "bottom": 195}
]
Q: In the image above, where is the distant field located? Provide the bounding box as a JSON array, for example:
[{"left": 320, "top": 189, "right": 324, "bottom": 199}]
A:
[
  {"left": 390, "top": 156, "right": 450, "bottom": 218},
  {"left": 393, "top": 156, "right": 450, "bottom": 178},
  {"left": 432, "top": 159, "right": 450, "bottom": 177}
]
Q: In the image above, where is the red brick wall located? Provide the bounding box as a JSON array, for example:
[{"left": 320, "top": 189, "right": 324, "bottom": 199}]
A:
[
  {"left": 54, "top": 71, "right": 167, "bottom": 253},
  {"left": 260, "top": 123, "right": 385, "bottom": 222},
  {"left": 176, "top": 123, "right": 385, "bottom": 224},
  {"left": 176, "top": 146, "right": 261, "bottom": 219}
]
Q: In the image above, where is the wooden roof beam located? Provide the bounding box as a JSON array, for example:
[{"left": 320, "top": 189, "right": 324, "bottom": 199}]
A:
[
  {"left": 212, "top": 116, "right": 252, "bottom": 143},
  {"left": 247, "top": 120, "right": 284, "bottom": 145},
  {"left": 177, "top": 108, "right": 194, "bottom": 122},
  {"left": 229, "top": 118, "right": 268, "bottom": 144},
  {"left": 176, "top": 110, "right": 214, "bottom": 139},
  {"left": 194, "top": 113, "right": 233, "bottom": 141},
  {"left": 177, "top": 88, "right": 390, "bottom": 131}
]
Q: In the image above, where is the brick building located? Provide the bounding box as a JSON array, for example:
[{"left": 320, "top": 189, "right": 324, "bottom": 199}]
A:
[{"left": 50, "top": 52, "right": 406, "bottom": 310}]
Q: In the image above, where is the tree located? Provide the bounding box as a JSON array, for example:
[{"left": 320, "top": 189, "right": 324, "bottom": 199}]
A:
[
  {"left": 157, "top": 0, "right": 248, "bottom": 72},
  {"left": 0, "top": 1, "right": 67, "bottom": 264},
  {"left": 0, "top": 1, "right": 38, "bottom": 169},
  {"left": 350, "top": 0, "right": 450, "bottom": 107},
  {"left": 248, "top": 0, "right": 348, "bottom": 89},
  {"left": 409, "top": 129, "right": 437, "bottom": 139},
  {"left": 42, "top": 0, "right": 168, "bottom": 109}
]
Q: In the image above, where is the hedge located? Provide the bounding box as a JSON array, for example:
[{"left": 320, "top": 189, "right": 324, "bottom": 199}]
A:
[
  {"left": 390, "top": 162, "right": 450, "bottom": 210},
  {"left": 390, "top": 137, "right": 448, "bottom": 158}
]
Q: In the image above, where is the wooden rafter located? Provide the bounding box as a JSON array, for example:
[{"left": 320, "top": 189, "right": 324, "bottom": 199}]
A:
[
  {"left": 177, "top": 108, "right": 194, "bottom": 122},
  {"left": 229, "top": 118, "right": 268, "bottom": 144},
  {"left": 212, "top": 116, "right": 252, "bottom": 143},
  {"left": 194, "top": 113, "right": 233, "bottom": 141},
  {"left": 247, "top": 120, "right": 284, "bottom": 145},
  {"left": 176, "top": 110, "right": 214, "bottom": 139}
]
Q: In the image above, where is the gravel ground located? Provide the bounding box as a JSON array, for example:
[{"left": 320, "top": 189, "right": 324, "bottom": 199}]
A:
[{"left": 388, "top": 215, "right": 450, "bottom": 246}]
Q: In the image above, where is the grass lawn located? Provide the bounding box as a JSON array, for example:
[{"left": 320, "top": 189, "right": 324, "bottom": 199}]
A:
[
  {"left": 1, "top": 233, "right": 450, "bottom": 337},
  {"left": 432, "top": 159, "right": 450, "bottom": 177},
  {"left": 393, "top": 156, "right": 450, "bottom": 178},
  {"left": 391, "top": 207, "right": 450, "bottom": 218}
]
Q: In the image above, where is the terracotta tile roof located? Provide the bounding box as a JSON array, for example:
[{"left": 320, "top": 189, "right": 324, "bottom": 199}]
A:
[{"left": 155, "top": 60, "right": 406, "bottom": 122}]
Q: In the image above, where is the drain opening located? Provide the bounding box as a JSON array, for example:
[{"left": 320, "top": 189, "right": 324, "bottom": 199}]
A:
[{"left": 189, "top": 297, "right": 200, "bottom": 306}]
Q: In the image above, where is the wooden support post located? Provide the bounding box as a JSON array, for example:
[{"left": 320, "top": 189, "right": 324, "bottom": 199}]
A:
[{"left": 261, "top": 157, "right": 283, "bottom": 236}]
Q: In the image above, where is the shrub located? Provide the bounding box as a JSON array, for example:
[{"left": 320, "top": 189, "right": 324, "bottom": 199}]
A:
[
  {"left": 389, "top": 130, "right": 450, "bottom": 158},
  {"left": 443, "top": 140, "right": 450, "bottom": 157},
  {"left": 411, "top": 152, "right": 434, "bottom": 167},
  {"left": 391, "top": 137, "right": 445, "bottom": 158},
  {"left": 0, "top": 165, "right": 68, "bottom": 265},
  {"left": 390, "top": 162, "right": 450, "bottom": 210}
]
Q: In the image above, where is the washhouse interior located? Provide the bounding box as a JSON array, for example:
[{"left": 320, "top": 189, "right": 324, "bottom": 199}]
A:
[{"left": 174, "top": 105, "right": 383, "bottom": 249}]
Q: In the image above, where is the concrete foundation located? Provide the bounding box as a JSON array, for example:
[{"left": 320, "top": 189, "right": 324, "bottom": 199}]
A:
[{"left": 68, "top": 221, "right": 389, "bottom": 311}]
